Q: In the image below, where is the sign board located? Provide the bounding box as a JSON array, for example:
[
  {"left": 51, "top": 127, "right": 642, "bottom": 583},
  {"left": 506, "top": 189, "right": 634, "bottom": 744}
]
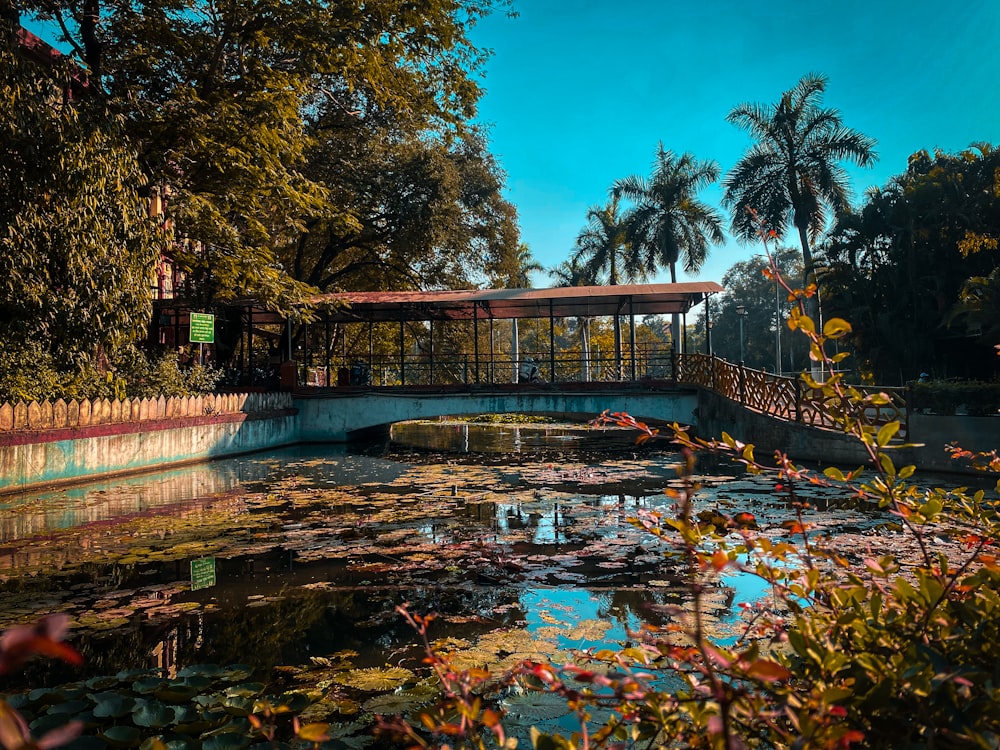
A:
[
  {"left": 190, "top": 557, "right": 216, "bottom": 591},
  {"left": 189, "top": 313, "right": 215, "bottom": 344}
]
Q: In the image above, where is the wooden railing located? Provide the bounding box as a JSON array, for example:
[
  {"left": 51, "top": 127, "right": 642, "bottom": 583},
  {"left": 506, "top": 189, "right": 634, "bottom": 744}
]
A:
[
  {"left": 0, "top": 392, "right": 293, "bottom": 433},
  {"left": 677, "top": 353, "right": 910, "bottom": 438}
]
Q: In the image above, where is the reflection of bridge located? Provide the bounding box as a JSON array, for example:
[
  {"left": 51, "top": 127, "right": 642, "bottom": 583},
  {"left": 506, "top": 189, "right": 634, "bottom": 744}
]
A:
[{"left": 295, "top": 353, "right": 910, "bottom": 442}]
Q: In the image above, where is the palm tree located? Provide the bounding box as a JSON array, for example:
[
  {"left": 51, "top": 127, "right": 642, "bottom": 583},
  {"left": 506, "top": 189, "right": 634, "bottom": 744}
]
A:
[
  {"left": 571, "top": 195, "right": 644, "bottom": 375},
  {"left": 615, "top": 145, "right": 725, "bottom": 352},
  {"left": 501, "top": 242, "right": 543, "bottom": 382},
  {"left": 723, "top": 73, "right": 877, "bottom": 370},
  {"left": 550, "top": 255, "right": 599, "bottom": 380}
]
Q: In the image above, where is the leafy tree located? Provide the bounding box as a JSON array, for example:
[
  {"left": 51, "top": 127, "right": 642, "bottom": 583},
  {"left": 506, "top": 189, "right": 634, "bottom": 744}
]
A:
[
  {"left": 615, "top": 145, "right": 724, "bottom": 353},
  {"left": 723, "top": 73, "right": 876, "bottom": 365},
  {"left": 0, "top": 42, "right": 162, "bottom": 372},
  {"left": 15, "top": 0, "right": 516, "bottom": 312},
  {"left": 690, "top": 249, "right": 807, "bottom": 372},
  {"left": 821, "top": 144, "right": 1000, "bottom": 382}
]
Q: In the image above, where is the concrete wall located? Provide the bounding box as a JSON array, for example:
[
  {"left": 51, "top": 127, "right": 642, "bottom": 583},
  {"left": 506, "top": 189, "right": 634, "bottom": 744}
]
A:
[
  {"left": 296, "top": 389, "right": 699, "bottom": 442},
  {"left": 0, "top": 411, "right": 298, "bottom": 495}
]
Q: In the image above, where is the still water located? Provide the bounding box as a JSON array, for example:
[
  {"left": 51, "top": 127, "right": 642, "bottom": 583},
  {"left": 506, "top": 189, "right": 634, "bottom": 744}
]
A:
[{"left": 0, "top": 421, "right": 901, "bottom": 741}]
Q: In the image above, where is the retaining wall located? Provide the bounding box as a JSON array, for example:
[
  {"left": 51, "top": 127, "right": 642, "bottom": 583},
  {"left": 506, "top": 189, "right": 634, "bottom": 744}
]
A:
[
  {"left": 0, "top": 393, "right": 297, "bottom": 494},
  {"left": 696, "top": 390, "right": 1000, "bottom": 474}
]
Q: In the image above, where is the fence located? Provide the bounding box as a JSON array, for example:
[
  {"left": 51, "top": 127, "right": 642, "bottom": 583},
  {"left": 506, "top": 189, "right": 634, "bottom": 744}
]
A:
[
  {"left": 0, "top": 392, "right": 292, "bottom": 433},
  {"left": 677, "top": 353, "right": 910, "bottom": 437}
]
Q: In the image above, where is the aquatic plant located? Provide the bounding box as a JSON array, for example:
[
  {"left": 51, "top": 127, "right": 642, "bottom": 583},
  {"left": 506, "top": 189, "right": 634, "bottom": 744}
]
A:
[{"left": 374, "top": 212, "right": 1000, "bottom": 748}]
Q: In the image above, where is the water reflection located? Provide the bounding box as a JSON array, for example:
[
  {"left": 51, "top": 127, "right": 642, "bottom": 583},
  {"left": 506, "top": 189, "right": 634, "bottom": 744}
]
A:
[
  {"left": 391, "top": 419, "right": 642, "bottom": 453},
  {"left": 0, "top": 445, "right": 409, "bottom": 544}
]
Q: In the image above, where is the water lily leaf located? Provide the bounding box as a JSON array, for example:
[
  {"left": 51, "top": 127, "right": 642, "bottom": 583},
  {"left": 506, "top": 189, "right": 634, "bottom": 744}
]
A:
[
  {"left": 87, "top": 676, "right": 122, "bottom": 691},
  {"left": 154, "top": 685, "right": 200, "bottom": 703},
  {"left": 361, "top": 692, "right": 428, "bottom": 716},
  {"left": 171, "top": 706, "right": 201, "bottom": 725},
  {"left": 203, "top": 718, "right": 250, "bottom": 737},
  {"left": 177, "top": 676, "right": 213, "bottom": 691},
  {"left": 100, "top": 725, "right": 142, "bottom": 748},
  {"left": 92, "top": 692, "right": 135, "bottom": 718},
  {"left": 177, "top": 664, "right": 223, "bottom": 679},
  {"left": 118, "top": 670, "right": 159, "bottom": 682},
  {"left": 161, "top": 738, "right": 197, "bottom": 750},
  {"left": 224, "top": 684, "right": 265, "bottom": 699},
  {"left": 264, "top": 693, "right": 311, "bottom": 714},
  {"left": 30, "top": 713, "right": 71, "bottom": 735},
  {"left": 221, "top": 696, "right": 255, "bottom": 717},
  {"left": 47, "top": 699, "right": 92, "bottom": 716},
  {"left": 132, "top": 678, "right": 167, "bottom": 695},
  {"left": 200, "top": 732, "right": 250, "bottom": 750},
  {"left": 332, "top": 667, "right": 415, "bottom": 692},
  {"left": 217, "top": 665, "right": 254, "bottom": 682},
  {"left": 133, "top": 701, "right": 176, "bottom": 728}
]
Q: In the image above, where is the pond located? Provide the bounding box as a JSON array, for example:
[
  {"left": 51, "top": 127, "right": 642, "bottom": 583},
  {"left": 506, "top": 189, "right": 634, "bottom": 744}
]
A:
[{"left": 0, "top": 419, "right": 916, "bottom": 746}]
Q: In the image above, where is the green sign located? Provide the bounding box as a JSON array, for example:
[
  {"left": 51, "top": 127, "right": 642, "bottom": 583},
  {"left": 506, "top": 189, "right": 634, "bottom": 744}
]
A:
[
  {"left": 190, "top": 557, "right": 216, "bottom": 591},
  {"left": 189, "top": 312, "right": 215, "bottom": 344}
]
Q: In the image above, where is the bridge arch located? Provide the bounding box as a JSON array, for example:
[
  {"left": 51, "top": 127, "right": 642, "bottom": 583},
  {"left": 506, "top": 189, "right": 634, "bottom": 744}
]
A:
[{"left": 295, "top": 387, "right": 699, "bottom": 442}]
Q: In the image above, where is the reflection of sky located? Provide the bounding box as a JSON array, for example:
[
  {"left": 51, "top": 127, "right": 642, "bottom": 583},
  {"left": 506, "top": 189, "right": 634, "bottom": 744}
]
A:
[{"left": 522, "top": 588, "right": 637, "bottom": 648}]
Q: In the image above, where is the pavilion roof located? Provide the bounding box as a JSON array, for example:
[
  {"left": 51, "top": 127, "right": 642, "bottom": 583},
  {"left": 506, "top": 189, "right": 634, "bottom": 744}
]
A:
[{"left": 309, "top": 282, "right": 723, "bottom": 323}]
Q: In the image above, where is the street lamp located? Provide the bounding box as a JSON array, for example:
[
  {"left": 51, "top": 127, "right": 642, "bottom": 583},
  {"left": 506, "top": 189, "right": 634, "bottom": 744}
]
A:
[{"left": 736, "top": 305, "right": 747, "bottom": 364}]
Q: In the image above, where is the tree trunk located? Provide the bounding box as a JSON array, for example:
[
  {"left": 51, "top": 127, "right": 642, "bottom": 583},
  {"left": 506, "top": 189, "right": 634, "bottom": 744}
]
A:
[{"left": 795, "top": 221, "right": 823, "bottom": 379}]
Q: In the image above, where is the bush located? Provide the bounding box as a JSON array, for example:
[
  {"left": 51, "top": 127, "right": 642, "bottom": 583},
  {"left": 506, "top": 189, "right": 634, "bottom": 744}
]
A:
[
  {"left": 910, "top": 380, "right": 1000, "bottom": 416},
  {"left": 0, "top": 341, "right": 222, "bottom": 404}
]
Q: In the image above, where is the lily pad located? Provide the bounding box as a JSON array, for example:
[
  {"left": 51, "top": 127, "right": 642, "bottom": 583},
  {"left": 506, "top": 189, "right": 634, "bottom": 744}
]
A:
[
  {"left": 332, "top": 667, "right": 415, "bottom": 692},
  {"left": 176, "top": 664, "right": 223, "bottom": 679},
  {"left": 154, "top": 684, "right": 200, "bottom": 703},
  {"left": 132, "top": 678, "right": 167, "bottom": 695},
  {"left": 46, "top": 699, "right": 93, "bottom": 716},
  {"left": 132, "top": 701, "right": 177, "bottom": 728},
  {"left": 200, "top": 732, "right": 250, "bottom": 750},
  {"left": 99, "top": 725, "right": 142, "bottom": 748},
  {"left": 91, "top": 692, "right": 135, "bottom": 719}
]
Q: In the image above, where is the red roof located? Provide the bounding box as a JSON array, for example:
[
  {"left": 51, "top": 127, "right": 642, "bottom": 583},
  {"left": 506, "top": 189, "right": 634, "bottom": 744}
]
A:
[{"left": 309, "top": 282, "right": 723, "bottom": 322}]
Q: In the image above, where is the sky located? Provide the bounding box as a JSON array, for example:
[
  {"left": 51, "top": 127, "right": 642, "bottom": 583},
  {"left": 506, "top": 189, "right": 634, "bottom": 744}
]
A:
[{"left": 466, "top": 0, "right": 1000, "bottom": 287}]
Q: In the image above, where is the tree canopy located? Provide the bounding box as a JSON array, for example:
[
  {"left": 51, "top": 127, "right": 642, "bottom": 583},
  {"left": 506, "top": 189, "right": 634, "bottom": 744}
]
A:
[{"left": 9, "top": 0, "right": 519, "bottom": 314}]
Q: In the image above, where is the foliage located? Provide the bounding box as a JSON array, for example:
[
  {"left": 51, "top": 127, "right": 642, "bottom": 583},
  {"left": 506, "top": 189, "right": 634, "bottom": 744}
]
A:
[
  {"left": 821, "top": 143, "right": 1000, "bottom": 383},
  {"left": 0, "top": 342, "right": 221, "bottom": 403},
  {"left": 614, "top": 144, "right": 725, "bottom": 283},
  {"left": 14, "top": 0, "right": 517, "bottom": 314},
  {"left": 723, "top": 73, "right": 877, "bottom": 278},
  {"left": 0, "top": 43, "right": 163, "bottom": 366},
  {"left": 910, "top": 379, "right": 1000, "bottom": 416},
  {"left": 373, "top": 212, "right": 1000, "bottom": 748},
  {"left": 688, "top": 248, "right": 808, "bottom": 371}
]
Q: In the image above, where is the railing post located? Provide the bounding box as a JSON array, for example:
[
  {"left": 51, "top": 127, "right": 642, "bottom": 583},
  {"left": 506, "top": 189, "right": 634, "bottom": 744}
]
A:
[
  {"left": 795, "top": 378, "right": 803, "bottom": 422},
  {"left": 671, "top": 349, "right": 679, "bottom": 383},
  {"left": 738, "top": 363, "right": 746, "bottom": 404}
]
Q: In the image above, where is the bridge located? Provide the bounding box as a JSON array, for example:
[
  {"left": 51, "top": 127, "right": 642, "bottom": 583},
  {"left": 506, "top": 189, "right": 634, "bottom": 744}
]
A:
[
  {"left": 296, "top": 382, "right": 700, "bottom": 442},
  {"left": 293, "top": 353, "right": 911, "bottom": 445}
]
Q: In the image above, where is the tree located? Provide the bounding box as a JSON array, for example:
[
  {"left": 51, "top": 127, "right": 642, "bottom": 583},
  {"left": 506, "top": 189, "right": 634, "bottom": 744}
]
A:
[
  {"left": 572, "top": 194, "right": 642, "bottom": 373},
  {"left": 723, "top": 73, "right": 876, "bottom": 366},
  {"left": 15, "top": 0, "right": 516, "bottom": 312},
  {"left": 550, "top": 254, "right": 600, "bottom": 380},
  {"left": 821, "top": 143, "right": 1000, "bottom": 382},
  {"left": 614, "top": 144, "right": 724, "bottom": 352},
  {"left": 0, "top": 42, "right": 162, "bottom": 370},
  {"left": 690, "top": 250, "right": 807, "bottom": 372}
]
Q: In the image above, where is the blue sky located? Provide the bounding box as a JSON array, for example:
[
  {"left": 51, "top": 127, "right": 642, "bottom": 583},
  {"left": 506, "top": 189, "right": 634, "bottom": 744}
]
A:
[{"left": 467, "top": 0, "right": 1000, "bottom": 286}]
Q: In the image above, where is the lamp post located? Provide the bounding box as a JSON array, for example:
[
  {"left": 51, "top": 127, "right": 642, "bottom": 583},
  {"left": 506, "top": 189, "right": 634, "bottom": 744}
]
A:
[{"left": 736, "top": 305, "right": 747, "bottom": 364}]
